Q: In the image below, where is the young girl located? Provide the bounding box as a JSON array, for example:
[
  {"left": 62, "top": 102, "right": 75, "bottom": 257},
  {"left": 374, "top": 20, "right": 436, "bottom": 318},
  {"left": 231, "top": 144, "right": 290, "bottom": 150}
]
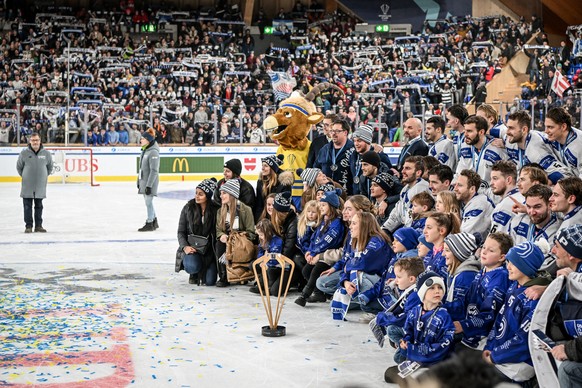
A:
[
  {"left": 254, "top": 154, "right": 293, "bottom": 221},
  {"left": 454, "top": 232, "right": 512, "bottom": 353},
  {"left": 296, "top": 200, "right": 320, "bottom": 256},
  {"left": 442, "top": 232, "right": 482, "bottom": 321},
  {"left": 336, "top": 211, "right": 392, "bottom": 315},
  {"left": 423, "top": 212, "right": 461, "bottom": 280},
  {"left": 258, "top": 193, "right": 277, "bottom": 221},
  {"left": 216, "top": 179, "right": 256, "bottom": 287},
  {"left": 315, "top": 195, "right": 374, "bottom": 300},
  {"left": 297, "top": 167, "right": 322, "bottom": 209},
  {"left": 253, "top": 218, "right": 288, "bottom": 296},
  {"left": 295, "top": 189, "right": 345, "bottom": 307},
  {"left": 435, "top": 191, "right": 461, "bottom": 221}
]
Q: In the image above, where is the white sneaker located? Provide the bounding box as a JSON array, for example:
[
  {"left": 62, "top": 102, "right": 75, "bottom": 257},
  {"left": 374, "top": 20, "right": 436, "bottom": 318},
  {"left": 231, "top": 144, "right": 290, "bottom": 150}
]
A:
[{"left": 359, "top": 312, "right": 376, "bottom": 323}]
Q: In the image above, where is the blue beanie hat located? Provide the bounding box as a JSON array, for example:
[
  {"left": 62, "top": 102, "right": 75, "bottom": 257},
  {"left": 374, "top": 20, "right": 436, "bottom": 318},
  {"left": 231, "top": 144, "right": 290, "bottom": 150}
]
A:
[
  {"left": 393, "top": 227, "right": 420, "bottom": 250},
  {"left": 506, "top": 241, "right": 548, "bottom": 278},
  {"left": 418, "top": 235, "right": 434, "bottom": 250},
  {"left": 320, "top": 188, "right": 342, "bottom": 209}
]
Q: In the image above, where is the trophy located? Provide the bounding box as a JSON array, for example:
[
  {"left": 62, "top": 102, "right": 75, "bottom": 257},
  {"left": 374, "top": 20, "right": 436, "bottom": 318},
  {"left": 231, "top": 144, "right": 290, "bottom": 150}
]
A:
[{"left": 252, "top": 253, "right": 295, "bottom": 337}]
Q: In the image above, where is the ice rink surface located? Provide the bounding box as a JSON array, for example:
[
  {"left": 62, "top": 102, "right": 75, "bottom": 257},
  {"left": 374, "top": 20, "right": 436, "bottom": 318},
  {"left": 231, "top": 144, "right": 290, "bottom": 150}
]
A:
[{"left": 0, "top": 182, "right": 397, "bottom": 387}]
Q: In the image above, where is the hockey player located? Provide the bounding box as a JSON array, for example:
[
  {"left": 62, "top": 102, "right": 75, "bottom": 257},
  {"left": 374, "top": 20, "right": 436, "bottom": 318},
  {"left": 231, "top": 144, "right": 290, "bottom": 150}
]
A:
[
  {"left": 426, "top": 115, "right": 456, "bottom": 170},
  {"left": 545, "top": 107, "right": 582, "bottom": 178},
  {"left": 488, "top": 161, "right": 524, "bottom": 234},
  {"left": 454, "top": 169, "right": 495, "bottom": 239}
]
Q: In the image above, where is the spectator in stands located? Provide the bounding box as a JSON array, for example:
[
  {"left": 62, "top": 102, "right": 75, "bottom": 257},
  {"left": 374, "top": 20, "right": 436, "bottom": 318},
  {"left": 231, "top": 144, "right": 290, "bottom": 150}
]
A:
[{"left": 454, "top": 169, "right": 494, "bottom": 239}]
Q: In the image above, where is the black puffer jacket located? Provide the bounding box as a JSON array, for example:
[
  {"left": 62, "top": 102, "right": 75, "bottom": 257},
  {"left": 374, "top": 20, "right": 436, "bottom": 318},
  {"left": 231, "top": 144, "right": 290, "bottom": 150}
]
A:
[
  {"left": 175, "top": 199, "right": 220, "bottom": 277},
  {"left": 278, "top": 209, "right": 299, "bottom": 260},
  {"left": 254, "top": 171, "right": 294, "bottom": 222}
]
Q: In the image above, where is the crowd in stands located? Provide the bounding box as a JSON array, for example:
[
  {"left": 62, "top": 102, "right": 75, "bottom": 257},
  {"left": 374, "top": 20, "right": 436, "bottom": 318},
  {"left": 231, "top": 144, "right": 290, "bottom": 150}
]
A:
[
  {"left": 175, "top": 100, "right": 582, "bottom": 387},
  {"left": 0, "top": 2, "right": 581, "bottom": 147}
]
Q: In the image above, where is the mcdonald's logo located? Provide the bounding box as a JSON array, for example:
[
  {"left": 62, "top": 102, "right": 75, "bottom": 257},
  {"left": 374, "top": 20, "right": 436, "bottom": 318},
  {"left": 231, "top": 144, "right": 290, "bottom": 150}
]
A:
[{"left": 172, "top": 158, "right": 189, "bottom": 172}]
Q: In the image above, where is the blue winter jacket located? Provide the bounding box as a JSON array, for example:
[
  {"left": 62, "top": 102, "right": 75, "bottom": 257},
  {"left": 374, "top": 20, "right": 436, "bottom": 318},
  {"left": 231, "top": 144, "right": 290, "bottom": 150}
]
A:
[
  {"left": 338, "top": 236, "right": 392, "bottom": 284},
  {"left": 258, "top": 236, "right": 284, "bottom": 266},
  {"left": 376, "top": 286, "right": 421, "bottom": 328},
  {"left": 307, "top": 218, "right": 345, "bottom": 256},
  {"left": 424, "top": 248, "right": 448, "bottom": 280},
  {"left": 403, "top": 305, "right": 456, "bottom": 366},
  {"left": 442, "top": 260, "right": 480, "bottom": 321},
  {"left": 297, "top": 224, "right": 316, "bottom": 255}
]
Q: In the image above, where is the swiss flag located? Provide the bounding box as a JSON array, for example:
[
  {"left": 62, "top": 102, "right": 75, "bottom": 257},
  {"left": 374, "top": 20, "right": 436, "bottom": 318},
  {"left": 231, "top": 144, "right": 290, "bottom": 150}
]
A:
[
  {"left": 244, "top": 158, "right": 256, "bottom": 171},
  {"left": 551, "top": 70, "right": 570, "bottom": 98}
]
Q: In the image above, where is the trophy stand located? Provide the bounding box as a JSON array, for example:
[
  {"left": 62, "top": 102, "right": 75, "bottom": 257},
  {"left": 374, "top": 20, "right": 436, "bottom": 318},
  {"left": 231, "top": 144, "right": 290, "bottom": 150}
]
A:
[{"left": 252, "top": 253, "right": 295, "bottom": 337}]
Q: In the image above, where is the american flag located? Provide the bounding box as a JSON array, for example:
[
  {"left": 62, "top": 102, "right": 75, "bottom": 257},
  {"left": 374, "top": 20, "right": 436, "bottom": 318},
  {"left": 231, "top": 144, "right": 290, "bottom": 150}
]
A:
[
  {"left": 269, "top": 71, "right": 297, "bottom": 101},
  {"left": 551, "top": 70, "right": 570, "bottom": 98}
]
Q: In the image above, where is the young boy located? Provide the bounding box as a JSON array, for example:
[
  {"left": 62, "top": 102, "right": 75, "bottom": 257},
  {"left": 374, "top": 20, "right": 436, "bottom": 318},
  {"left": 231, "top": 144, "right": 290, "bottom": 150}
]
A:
[
  {"left": 417, "top": 235, "right": 433, "bottom": 260},
  {"left": 454, "top": 232, "right": 512, "bottom": 352},
  {"left": 410, "top": 192, "right": 435, "bottom": 234},
  {"left": 483, "top": 241, "right": 552, "bottom": 383},
  {"left": 385, "top": 227, "right": 420, "bottom": 280},
  {"left": 369, "top": 257, "right": 424, "bottom": 363},
  {"left": 384, "top": 271, "right": 455, "bottom": 384}
]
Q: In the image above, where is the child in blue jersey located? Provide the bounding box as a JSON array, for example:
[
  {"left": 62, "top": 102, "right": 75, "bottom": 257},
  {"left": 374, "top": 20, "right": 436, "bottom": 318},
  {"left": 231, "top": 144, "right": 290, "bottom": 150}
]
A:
[
  {"left": 370, "top": 257, "right": 424, "bottom": 362},
  {"left": 336, "top": 211, "right": 392, "bottom": 315},
  {"left": 442, "top": 232, "right": 482, "bottom": 321},
  {"left": 384, "top": 271, "right": 456, "bottom": 384},
  {"left": 296, "top": 200, "right": 320, "bottom": 255},
  {"left": 483, "top": 240, "right": 552, "bottom": 384},
  {"left": 253, "top": 218, "right": 285, "bottom": 295},
  {"left": 295, "top": 189, "right": 344, "bottom": 306},
  {"left": 410, "top": 191, "right": 435, "bottom": 234},
  {"left": 423, "top": 212, "right": 461, "bottom": 280},
  {"left": 417, "top": 235, "right": 433, "bottom": 260},
  {"left": 453, "top": 232, "right": 512, "bottom": 352},
  {"left": 385, "top": 227, "right": 420, "bottom": 280}
]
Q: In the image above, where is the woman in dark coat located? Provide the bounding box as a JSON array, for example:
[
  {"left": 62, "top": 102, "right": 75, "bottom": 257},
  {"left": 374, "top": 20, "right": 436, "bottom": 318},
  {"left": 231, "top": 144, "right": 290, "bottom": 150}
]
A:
[
  {"left": 176, "top": 178, "right": 220, "bottom": 286},
  {"left": 254, "top": 154, "right": 294, "bottom": 222},
  {"left": 250, "top": 191, "right": 299, "bottom": 294}
]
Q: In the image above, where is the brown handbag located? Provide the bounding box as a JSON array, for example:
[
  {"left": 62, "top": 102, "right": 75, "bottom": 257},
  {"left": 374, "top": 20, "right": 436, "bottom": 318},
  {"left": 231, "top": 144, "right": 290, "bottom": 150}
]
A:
[{"left": 225, "top": 231, "right": 256, "bottom": 283}]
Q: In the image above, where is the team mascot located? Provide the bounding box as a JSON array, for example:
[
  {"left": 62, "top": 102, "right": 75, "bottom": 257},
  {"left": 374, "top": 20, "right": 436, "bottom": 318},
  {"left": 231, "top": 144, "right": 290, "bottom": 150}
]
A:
[{"left": 263, "top": 82, "right": 343, "bottom": 209}]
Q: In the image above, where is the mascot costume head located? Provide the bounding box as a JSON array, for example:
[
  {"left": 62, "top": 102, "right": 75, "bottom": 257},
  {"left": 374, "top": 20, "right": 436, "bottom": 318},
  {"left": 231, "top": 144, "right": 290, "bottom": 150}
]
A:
[{"left": 263, "top": 82, "right": 344, "bottom": 209}]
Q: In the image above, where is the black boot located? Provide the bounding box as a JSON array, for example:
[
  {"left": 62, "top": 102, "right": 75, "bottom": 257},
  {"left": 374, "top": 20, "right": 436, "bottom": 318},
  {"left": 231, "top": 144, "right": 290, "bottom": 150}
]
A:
[
  {"left": 306, "top": 290, "right": 327, "bottom": 303},
  {"left": 138, "top": 221, "right": 155, "bottom": 232},
  {"left": 216, "top": 263, "right": 229, "bottom": 287},
  {"left": 294, "top": 295, "right": 307, "bottom": 307},
  {"left": 189, "top": 274, "right": 200, "bottom": 285},
  {"left": 153, "top": 217, "right": 159, "bottom": 229}
]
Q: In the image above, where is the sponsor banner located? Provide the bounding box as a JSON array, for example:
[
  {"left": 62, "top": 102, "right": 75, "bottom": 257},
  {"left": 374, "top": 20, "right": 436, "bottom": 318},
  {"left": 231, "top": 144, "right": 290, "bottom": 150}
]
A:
[{"left": 0, "top": 146, "right": 402, "bottom": 182}]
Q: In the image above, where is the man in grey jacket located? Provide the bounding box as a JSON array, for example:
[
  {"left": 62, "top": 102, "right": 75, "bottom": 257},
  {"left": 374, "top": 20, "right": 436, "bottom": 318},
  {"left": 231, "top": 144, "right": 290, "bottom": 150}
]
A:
[{"left": 16, "top": 132, "right": 53, "bottom": 233}]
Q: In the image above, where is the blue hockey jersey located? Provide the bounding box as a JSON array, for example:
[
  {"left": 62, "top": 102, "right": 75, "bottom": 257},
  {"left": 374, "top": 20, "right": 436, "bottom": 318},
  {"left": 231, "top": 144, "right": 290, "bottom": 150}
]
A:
[
  {"left": 307, "top": 218, "right": 345, "bottom": 256},
  {"left": 338, "top": 236, "right": 392, "bottom": 284},
  {"left": 403, "top": 305, "right": 456, "bottom": 366},
  {"left": 460, "top": 266, "right": 510, "bottom": 348}
]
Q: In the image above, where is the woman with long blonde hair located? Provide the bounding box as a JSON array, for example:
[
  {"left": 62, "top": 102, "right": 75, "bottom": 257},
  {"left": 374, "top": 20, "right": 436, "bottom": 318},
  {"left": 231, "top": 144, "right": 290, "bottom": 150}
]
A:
[{"left": 215, "top": 179, "right": 256, "bottom": 287}]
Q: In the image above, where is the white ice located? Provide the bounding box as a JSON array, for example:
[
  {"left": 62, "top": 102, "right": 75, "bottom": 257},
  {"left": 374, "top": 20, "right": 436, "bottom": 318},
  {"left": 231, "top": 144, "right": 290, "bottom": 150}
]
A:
[{"left": 0, "top": 181, "right": 399, "bottom": 387}]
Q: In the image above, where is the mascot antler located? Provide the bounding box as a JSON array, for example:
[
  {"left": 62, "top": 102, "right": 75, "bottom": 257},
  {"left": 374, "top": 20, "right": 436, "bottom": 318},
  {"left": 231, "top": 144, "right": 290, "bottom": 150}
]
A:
[{"left": 304, "top": 82, "right": 345, "bottom": 102}]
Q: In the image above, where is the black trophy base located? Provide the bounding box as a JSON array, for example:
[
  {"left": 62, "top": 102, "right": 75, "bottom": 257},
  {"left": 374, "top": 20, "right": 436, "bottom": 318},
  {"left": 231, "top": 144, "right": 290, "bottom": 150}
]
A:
[{"left": 261, "top": 325, "right": 286, "bottom": 337}]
